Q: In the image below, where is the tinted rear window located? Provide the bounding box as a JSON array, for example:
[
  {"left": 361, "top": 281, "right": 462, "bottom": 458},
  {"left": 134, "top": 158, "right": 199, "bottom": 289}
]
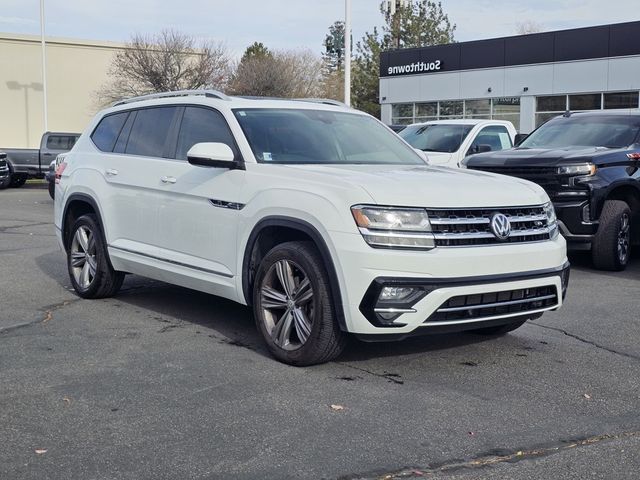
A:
[
  {"left": 125, "top": 107, "right": 176, "bottom": 157},
  {"left": 91, "top": 113, "right": 129, "bottom": 152},
  {"left": 46, "top": 135, "right": 78, "bottom": 151}
]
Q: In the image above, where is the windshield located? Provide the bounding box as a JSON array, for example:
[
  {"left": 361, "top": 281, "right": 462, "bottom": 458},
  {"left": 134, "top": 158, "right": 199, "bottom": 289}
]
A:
[
  {"left": 233, "top": 108, "right": 424, "bottom": 165},
  {"left": 399, "top": 124, "right": 473, "bottom": 153},
  {"left": 520, "top": 115, "right": 640, "bottom": 149}
]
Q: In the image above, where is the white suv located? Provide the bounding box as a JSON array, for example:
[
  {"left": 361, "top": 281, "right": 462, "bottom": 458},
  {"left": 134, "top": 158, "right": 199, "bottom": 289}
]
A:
[{"left": 54, "top": 90, "right": 569, "bottom": 366}]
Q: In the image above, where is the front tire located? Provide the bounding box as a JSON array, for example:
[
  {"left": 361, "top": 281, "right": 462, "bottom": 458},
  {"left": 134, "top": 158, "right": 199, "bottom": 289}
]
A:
[
  {"left": 67, "top": 214, "right": 124, "bottom": 299},
  {"left": 252, "top": 241, "right": 347, "bottom": 366},
  {"left": 592, "top": 200, "right": 631, "bottom": 271},
  {"left": 10, "top": 174, "right": 27, "bottom": 188},
  {"left": 0, "top": 177, "right": 10, "bottom": 190}
]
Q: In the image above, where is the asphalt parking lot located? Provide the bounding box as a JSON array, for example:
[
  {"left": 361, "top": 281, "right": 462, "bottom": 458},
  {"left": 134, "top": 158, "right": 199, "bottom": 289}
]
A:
[{"left": 1, "top": 186, "right": 639, "bottom": 480}]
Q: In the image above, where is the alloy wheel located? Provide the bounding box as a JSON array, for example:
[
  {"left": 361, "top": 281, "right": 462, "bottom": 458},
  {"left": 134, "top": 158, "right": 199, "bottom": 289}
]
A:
[
  {"left": 70, "top": 225, "right": 97, "bottom": 289},
  {"left": 618, "top": 212, "right": 630, "bottom": 264},
  {"left": 259, "top": 259, "right": 314, "bottom": 351}
]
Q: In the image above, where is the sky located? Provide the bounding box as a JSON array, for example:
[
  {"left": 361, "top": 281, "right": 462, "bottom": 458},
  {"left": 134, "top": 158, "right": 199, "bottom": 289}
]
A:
[{"left": 0, "top": 0, "right": 637, "bottom": 57}]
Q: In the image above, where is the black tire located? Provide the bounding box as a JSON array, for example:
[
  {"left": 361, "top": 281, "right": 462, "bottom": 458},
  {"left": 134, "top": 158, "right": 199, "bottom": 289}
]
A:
[
  {"left": 10, "top": 174, "right": 27, "bottom": 188},
  {"left": 48, "top": 180, "right": 55, "bottom": 200},
  {"left": 67, "top": 214, "right": 124, "bottom": 299},
  {"left": 252, "top": 241, "right": 347, "bottom": 366},
  {"left": 0, "top": 177, "right": 10, "bottom": 190},
  {"left": 470, "top": 318, "right": 528, "bottom": 336},
  {"left": 592, "top": 200, "right": 632, "bottom": 271}
]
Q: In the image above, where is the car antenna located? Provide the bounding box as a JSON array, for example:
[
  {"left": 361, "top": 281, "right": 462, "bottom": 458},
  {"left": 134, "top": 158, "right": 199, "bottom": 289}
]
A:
[{"left": 563, "top": 110, "right": 572, "bottom": 117}]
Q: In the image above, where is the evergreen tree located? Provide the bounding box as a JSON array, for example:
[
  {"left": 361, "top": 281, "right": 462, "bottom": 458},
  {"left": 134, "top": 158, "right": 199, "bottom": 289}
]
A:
[{"left": 352, "top": 1, "right": 456, "bottom": 116}]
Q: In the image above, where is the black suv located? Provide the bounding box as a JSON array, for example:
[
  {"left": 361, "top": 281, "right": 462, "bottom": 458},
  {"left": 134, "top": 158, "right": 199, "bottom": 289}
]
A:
[{"left": 465, "top": 111, "right": 640, "bottom": 271}]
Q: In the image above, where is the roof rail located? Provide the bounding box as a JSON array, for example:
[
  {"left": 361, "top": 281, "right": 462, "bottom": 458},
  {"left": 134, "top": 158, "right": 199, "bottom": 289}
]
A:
[
  {"left": 235, "top": 95, "right": 349, "bottom": 108},
  {"left": 294, "top": 98, "right": 349, "bottom": 108},
  {"left": 112, "top": 89, "right": 230, "bottom": 107}
]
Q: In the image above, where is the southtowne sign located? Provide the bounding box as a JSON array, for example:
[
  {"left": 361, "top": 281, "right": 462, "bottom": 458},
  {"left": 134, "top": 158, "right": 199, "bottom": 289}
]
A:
[{"left": 387, "top": 59, "right": 442, "bottom": 76}]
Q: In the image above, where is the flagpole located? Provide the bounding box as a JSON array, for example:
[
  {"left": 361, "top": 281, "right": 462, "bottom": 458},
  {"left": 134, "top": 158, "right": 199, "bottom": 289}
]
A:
[
  {"left": 344, "top": 0, "right": 351, "bottom": 106},
  {"left": 40, "top": 0, "right": 48, "bottom": 132}
]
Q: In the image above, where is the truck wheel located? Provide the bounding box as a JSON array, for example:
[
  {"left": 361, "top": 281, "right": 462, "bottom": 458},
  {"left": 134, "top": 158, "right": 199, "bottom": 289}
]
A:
[
  {"left": 592, "top": 200, "right": 631, "bottom": 271},
  {"left": 10, "top": 174, "right": 27, "bottom": 188},
  {"left": 48, "top": 181, "right": 55, "bottom": 199},
  {"left": 253, "top": 241, "right": 347, "bottom": 366},
  {"left": 0, "top": 176, "right": 10, "bottom": 190},
  {"left": 67, "top": 214, "right": 124, "bottom": 299}
]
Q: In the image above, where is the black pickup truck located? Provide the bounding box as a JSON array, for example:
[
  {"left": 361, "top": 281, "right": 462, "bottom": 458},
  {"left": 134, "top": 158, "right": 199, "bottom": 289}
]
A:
[{"left": 465, "top": 111, "right": 640, "bottom": 271}]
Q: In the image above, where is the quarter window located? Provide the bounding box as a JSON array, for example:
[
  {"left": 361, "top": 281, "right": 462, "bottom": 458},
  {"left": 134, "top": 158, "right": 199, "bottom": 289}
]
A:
[
  {"left": 175, "top": 107, "right": 238, "bottom": 160},
  {"left": 91, "top": 112, "right": 129, "bottom": 152},
  {"left": 125, "top": 107, "right": 177, "bottom": 158}
]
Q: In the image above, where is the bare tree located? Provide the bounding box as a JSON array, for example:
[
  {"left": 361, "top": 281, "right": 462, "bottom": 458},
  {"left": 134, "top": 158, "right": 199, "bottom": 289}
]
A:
[
  {"left": 515, "top": 20, "right": 544, "bottom": 35},
  {"left": 97, "top": 30, "right": 232, "bottom": 105},
  {"left": 229, "top": 47, "right": 323, "bottom": 98}
]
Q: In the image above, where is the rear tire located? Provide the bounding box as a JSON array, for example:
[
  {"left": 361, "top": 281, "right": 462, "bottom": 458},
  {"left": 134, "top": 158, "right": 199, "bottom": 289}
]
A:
[
  {"left": 252, "top": 241, "right": 347, "bottom": 366},
  {"left": 67, "top": 214, "right": 124, "bottom": 299},
  {"left": 592, "top": 200, "right": 631, "bottom": 271}
]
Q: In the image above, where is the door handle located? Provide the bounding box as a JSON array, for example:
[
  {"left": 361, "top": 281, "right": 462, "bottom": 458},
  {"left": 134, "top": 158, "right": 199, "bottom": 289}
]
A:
[
  {"left": 105, "top": 169, "right": 118, "bottom": 176},
  {"left": 160, "top": 176, "right": 177, "bottom": 184}
]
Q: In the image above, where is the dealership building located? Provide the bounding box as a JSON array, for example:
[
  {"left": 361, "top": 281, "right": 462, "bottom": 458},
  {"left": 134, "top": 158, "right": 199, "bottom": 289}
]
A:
[{"left": 379, "top": 21, "right": 640, "bottom": 133}]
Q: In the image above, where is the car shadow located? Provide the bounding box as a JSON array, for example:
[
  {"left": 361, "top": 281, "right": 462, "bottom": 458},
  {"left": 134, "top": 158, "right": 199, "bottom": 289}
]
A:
[{"left": 34, "top": 247, "right": 639, "bottom": 366}]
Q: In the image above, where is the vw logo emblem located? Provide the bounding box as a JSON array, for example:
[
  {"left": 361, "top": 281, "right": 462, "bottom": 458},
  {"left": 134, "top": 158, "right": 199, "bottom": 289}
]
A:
[{"left": 490, "top": 213, "right": 511, "bottom": 240}]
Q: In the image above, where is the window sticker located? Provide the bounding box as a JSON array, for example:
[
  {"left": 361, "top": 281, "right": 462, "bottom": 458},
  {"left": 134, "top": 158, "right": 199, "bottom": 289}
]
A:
[
  {"left": 238, "top": 111, "right": 247, "bottom": 117},
  {"left": 263, "top": 152, "right": 273, "bottom": 161}
]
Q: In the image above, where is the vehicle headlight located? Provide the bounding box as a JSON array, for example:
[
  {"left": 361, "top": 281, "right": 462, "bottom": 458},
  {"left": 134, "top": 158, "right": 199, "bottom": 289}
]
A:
[
  {"left": 544, "top": 202, "right": 559, "bottom": 239},
  {"left": 351, "top": 205, "right": 434, "bottom": 249},
  {"left": 557, "top": 163, "right": 596, "bottom": 176}
]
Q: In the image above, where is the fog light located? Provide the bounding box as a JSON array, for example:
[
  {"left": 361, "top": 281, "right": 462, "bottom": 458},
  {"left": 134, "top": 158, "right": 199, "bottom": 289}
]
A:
[{"left": 379, "top": 286, "right": 417, "bottom": 302}]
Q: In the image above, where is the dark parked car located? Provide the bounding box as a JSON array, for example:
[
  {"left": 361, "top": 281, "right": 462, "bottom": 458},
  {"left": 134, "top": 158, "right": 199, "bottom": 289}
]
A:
[{"left": 465, "top": 111, "right": 640, "bottom": 271}]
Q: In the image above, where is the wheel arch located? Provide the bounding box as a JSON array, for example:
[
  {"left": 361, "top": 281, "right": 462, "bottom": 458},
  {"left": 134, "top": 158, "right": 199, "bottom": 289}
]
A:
[
  {"left": 62, "top": 193, "right": 105, "bottom": 250},
  {"left": 241, "top": 216, "right": 347, "bottom": 331}
]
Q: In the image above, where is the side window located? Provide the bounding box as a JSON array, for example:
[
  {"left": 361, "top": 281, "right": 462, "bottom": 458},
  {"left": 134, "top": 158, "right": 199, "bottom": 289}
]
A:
[
  {"left": 175, "top": 107, "right": 238, "bottom": 160},
  {"left": 125, "top": 107, "right": 177, "bottom": 158},
  {"left": 91, "top": 113, "right": 129, "bottom": 152},
  {"left": 469, "top": 125, "right": 513, "bottom": 153},
  {"left": 46, "top": 135, "right": 77, "bottom": 150}
]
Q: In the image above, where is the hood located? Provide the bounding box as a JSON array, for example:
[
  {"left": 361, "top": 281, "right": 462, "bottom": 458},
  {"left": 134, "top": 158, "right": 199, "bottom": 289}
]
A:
[
  {"left": 422, "top": 151, "right": 455, "bottom": 166},
  {"left": 466, "top": 146, "right": 614, "bottom": 167},
  {"left": 287, "top": 164, "right": 548, "bottom": 208}
]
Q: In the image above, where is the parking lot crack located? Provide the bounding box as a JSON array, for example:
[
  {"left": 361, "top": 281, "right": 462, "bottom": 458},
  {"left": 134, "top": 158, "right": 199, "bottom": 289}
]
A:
[
  {"left": 531, "top": 322, "right": 640, "bottom": 361},
  {"left": 0, "top": 298, "right": 80, "bottom": 335},
  {"left": 334, "top": 362, "right": 404, "bottom": 384},
  {"left": 347, "top": 430, "right": 640, "bottom": 479}
]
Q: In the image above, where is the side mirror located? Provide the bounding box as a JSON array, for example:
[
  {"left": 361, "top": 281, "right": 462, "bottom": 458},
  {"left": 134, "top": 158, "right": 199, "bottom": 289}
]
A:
[
  {"left": 187, "top": 142, "right": 237, "bottom": 169},
  {"left": 414, "top": 148, "right": 429, "bottom": 164},
  {"left": 514, "top": 133, "right": 528, "bottom": 146},
  {"left": 467, "top": 144, "right": 492, "bottom": 156}
]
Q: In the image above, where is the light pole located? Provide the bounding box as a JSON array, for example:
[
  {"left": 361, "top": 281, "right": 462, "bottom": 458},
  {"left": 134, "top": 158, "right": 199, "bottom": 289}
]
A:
[
  {"left": 344, "top": 0, "right": 351, "bottom": 107},
  {"left": 40, "top": 0, "right": 48, "bottom": 132}
]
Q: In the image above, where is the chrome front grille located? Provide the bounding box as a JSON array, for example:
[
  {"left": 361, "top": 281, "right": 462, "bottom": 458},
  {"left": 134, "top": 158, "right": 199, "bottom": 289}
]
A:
[
  {"left": 426, "top": 285, "right": 558, "bottom": 323},
  {"left": 427, "top": 206, "right": 551, "bottom": 246}
]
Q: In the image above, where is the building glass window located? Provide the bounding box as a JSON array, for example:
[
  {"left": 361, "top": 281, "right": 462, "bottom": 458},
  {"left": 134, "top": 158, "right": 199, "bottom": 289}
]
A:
[
  {"left": 465, "top": 99, "right": 491, "bottom": 117},
  {"left": 604, "top": 91, "right": 640, "bottom": 109},
  {"left": 537, "top": 95, "right": 567, "bottom": 112},
  {"left": 415, "top": 102, "right": 437, "bottom": 117},
  {"left": 569, "top": 94, "right": 601, "bottom": 111},
  {"left": 439, "top": 100, "right": 463, "bottom": 118},
  {"left": 391, "top": 103, "right": 414, "bottom": 125}
]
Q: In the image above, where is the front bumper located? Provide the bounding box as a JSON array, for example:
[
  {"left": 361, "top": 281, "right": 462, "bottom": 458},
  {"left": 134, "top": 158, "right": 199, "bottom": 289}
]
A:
[{"left": 331, "top": 231, "right": 568, "bottom": 335}]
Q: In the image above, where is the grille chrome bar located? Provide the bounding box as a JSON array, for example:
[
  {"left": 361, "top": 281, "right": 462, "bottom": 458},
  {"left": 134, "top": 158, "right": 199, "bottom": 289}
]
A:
[{"left": 433, "top": 227, "right": 551, "bottom": 241}]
